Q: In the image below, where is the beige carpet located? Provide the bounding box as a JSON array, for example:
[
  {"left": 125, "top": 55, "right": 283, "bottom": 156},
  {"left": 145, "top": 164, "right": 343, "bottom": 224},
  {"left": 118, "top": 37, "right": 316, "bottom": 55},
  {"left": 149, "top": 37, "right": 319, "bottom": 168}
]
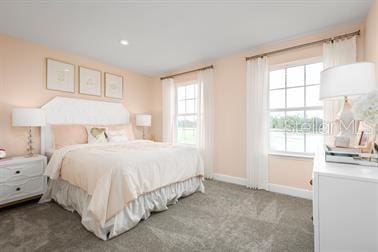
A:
[{"left": 0, "top": 180, "right": 313, "bottom": 252}]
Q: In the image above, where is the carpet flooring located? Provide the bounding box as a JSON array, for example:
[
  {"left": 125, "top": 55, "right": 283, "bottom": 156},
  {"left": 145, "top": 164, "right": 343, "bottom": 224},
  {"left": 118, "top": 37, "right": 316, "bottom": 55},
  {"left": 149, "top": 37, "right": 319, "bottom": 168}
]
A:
[{"left": 0, "top": 180, "right": 313, "bottom": 252}]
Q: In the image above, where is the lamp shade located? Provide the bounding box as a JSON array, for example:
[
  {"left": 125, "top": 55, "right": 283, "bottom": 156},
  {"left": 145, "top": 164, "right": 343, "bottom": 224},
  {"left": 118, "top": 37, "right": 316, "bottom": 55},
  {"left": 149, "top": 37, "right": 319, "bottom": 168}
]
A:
[
  {"left": 319, "top": 62, "right": 376, "bottom": 100},
  {"left": 12, "top": 108, "right": 46, "bottom": 127},
  {"left": 136, "top": 114, "right": 151, "bottom": 127}
]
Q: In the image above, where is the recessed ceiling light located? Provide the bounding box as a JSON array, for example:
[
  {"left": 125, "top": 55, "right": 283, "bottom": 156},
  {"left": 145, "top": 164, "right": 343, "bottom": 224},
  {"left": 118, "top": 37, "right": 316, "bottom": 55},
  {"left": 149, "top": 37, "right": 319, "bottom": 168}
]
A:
[{"left": 120, "top": 40, "right": 129, "bottom": 46}]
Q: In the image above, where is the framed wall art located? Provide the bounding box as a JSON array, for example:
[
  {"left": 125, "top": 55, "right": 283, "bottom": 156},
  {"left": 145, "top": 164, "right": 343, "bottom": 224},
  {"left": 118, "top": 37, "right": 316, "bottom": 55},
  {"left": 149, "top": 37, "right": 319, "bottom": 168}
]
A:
[
  {"left": 46, "top": 58, "right": 75, "bottom": 93},
  {"left": 79, "top": 66, "right": 102, "bottom": 96},
  {"left": 105, "top": 72, "right": 123, "bottom": 99}
]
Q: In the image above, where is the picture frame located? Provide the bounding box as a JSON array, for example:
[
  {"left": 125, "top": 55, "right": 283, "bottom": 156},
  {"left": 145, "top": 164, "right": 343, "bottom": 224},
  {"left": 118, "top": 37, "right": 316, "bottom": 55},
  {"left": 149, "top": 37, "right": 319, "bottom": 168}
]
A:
[
  {"left": 104, "top": 72, "right": 123, "bottom": 99},
  {"left": 79, "top": 66, "right": 102, "bottom": 96},
  {"left": 358, "top": 131, "right": 369, "bottom": 147},
  {"left": 46, "top": 58, "right": 75, "bottom": 93},
  {"left": 356, "top": 121, "right": 375, "bottom": 151}
]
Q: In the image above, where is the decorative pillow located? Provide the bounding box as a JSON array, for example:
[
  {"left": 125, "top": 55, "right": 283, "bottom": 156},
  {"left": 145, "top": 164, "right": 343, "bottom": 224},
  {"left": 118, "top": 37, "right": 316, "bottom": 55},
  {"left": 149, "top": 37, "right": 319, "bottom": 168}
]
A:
[
  {"left": 86, "top": 126, "right": 108, "bottom": 144},
  {"left": 106, "top": 124, "right": 135, "bottom": 140},
  {"left": 52, "top": 124, "right": 88, "bottom": 149},
  {"left": 106, "top": 128, "right": 129, "bottom": 143}
]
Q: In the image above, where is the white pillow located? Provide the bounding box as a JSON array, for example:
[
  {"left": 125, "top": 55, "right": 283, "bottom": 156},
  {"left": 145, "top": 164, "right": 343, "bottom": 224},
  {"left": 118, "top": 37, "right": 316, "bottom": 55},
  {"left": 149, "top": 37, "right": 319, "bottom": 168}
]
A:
[
  {"left": 106, "top": 128, "right": 129, "bottom": 143},
  {"left": 86, "top": 126, "right": 108, "bottom": 144}
]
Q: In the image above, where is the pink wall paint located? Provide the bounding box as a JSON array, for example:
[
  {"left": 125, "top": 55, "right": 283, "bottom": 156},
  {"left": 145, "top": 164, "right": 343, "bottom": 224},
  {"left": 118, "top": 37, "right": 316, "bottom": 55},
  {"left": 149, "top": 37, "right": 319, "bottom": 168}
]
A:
[
  {"left": 0, "top": 34, "right": 155, "bottom": 156},
  {"left": 365, "top": 0, "right": 378, "bottom": 77},
  {"left": 151, "top": 22, "right": 366, "bottom": 190}
]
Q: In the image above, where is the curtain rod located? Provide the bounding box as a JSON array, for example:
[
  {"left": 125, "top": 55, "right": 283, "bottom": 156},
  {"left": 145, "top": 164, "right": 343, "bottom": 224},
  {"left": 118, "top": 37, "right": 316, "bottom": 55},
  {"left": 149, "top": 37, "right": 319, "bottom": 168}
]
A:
[
  {"left": 245, "top": 30, "right": 360, "bottom": 61},
  {"left": 160, "top": 65, "right": 214, "bottom": 80}
]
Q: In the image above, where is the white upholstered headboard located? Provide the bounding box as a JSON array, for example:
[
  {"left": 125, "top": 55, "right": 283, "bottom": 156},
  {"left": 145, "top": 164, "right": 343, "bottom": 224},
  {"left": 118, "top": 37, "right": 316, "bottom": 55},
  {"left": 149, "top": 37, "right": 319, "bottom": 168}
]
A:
[{"left": 41, "top": 96, "right": 130, "bottom": 154}]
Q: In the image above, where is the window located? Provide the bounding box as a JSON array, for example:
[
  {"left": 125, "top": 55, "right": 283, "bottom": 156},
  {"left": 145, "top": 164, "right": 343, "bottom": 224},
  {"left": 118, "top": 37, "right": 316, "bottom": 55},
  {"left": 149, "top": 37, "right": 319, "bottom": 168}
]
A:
[
  {"left": 269, "top": 60, "right": 324, "bottom": 154},
  {"left": 175, "top": 83, "right": 199, "bottom": 145}
]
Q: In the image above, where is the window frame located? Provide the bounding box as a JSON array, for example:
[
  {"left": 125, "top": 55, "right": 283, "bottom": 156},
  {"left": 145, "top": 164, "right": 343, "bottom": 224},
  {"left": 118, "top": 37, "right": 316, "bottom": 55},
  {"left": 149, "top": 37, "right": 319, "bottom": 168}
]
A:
[
  {"left": 268, "top": 57, "right": 324, "bottom": 157},
  {"left": 174, "top": 80, "right": 199, "bottom": 146}
]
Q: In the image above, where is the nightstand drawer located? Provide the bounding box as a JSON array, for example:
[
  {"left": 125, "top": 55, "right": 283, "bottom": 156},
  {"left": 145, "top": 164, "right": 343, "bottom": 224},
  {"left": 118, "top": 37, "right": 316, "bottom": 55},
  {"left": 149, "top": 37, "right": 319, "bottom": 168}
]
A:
[
  {"left": 0, "top": 160, "right": 44, "bottom": 183},
  {"left": 0, "top": 176, "right": 45, "bottom": 204}
]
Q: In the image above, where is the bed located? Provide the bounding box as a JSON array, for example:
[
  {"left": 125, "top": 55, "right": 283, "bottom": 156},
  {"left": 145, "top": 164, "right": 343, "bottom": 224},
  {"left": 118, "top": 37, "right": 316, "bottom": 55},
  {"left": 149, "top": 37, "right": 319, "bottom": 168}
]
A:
[{"left": 39, "top": 97, "right": 205, "bottom": 240}]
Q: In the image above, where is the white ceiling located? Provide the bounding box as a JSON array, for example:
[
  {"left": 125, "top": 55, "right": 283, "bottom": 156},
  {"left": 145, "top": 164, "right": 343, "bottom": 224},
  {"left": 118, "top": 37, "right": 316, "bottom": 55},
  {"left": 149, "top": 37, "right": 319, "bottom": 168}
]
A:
[{"left": 0, "top": 0, "right": 372, "bottom": 76}]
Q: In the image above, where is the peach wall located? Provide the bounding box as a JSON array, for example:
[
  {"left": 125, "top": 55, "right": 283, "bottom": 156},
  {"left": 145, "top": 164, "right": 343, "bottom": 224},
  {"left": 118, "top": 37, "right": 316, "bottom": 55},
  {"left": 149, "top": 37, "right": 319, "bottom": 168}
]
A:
[
  {"left": 0, "top": 20, "right": 370, "bottom": 191},
  {"left": 365, "top": 0, "right": 378, "bottom": 76},
  {"left": 0, "top": 34, "right": 154, "bottom": 156},
  {"left": 151, "top": 22, "right": 365, "bottom": 190}
]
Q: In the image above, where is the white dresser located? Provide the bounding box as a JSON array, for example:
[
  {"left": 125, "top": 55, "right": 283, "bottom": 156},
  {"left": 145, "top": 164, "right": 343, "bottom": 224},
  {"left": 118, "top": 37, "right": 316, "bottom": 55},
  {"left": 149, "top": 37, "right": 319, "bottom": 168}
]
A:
[
  {"left": 313, "top": 151, "right": 378, "bottom": 252},
  {"left": 0, "top": 155, "right": 47, "bottom": 207}
]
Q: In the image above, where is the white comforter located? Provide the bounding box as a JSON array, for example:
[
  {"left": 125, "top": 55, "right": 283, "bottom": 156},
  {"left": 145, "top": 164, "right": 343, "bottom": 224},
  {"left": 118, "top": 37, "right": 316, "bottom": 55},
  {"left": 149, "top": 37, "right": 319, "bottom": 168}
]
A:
[{"left": 45, "top": 140, "right": 204, "bottom": 226}]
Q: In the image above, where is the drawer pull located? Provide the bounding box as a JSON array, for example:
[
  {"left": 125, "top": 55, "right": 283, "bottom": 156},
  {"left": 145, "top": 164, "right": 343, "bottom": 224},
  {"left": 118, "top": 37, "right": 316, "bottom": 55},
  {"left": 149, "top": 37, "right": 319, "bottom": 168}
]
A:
[
  {"left": 15, "top": 170, "right": 20, "bottom": 174},
  {"left": 309, "top": 179, "right": 313, "bottom": 186},
  {"left": 16, "top": 187, "right": 21, "bottom": 191}
]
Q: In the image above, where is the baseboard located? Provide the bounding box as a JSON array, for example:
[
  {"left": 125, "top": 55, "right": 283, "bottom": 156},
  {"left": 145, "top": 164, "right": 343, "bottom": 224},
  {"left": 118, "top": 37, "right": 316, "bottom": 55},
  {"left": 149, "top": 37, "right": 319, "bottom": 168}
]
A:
[
  {"left": 268, "top": 183, "right": 313, "bottom": 200},
  {"left": 212, "top": 173, "right": 247, "bottom": 186},
  {"left": 212, "top": 173, "right": 312, "bottom": 200}
]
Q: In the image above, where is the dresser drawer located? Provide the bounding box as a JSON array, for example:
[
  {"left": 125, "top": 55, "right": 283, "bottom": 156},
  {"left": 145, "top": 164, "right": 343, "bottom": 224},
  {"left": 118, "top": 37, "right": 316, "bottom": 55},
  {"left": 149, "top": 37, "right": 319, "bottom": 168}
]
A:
[
  {"left": 0, "top": 176, "right": 45, "bottom": 204},
  {"left": 0, "top": 159, "right": 44, "bottom": 183}
]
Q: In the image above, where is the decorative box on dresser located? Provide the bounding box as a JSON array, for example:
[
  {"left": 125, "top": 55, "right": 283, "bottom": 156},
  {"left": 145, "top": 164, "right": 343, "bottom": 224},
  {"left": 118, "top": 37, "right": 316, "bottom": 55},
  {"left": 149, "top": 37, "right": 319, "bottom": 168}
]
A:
[
  {"left": 0, "top": 155, "right": 47, "bottom": 207},
  {"left": 313, "top": 151, "right": 378, "bottom": 252}
]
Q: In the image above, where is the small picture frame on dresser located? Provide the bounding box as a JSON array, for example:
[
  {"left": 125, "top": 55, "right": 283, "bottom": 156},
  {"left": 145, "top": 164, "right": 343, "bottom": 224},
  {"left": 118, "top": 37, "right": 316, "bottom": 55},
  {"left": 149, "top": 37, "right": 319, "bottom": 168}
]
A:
[{"left": 105, "top": 72, "right": 123, "bottom": 99}]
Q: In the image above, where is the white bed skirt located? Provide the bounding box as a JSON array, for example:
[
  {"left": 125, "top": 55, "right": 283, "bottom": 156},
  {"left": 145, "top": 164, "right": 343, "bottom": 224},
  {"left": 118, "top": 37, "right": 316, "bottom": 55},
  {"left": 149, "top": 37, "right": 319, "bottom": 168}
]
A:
[{"left": 40, "top": 176, "right": 204, "bottom": 240}]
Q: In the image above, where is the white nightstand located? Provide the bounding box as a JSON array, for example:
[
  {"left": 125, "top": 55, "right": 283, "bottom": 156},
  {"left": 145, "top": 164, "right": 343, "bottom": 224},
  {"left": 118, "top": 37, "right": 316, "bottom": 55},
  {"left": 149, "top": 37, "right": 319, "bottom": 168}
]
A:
[{"left": 0, "top": 155, "right": 47, "bottom": 207}]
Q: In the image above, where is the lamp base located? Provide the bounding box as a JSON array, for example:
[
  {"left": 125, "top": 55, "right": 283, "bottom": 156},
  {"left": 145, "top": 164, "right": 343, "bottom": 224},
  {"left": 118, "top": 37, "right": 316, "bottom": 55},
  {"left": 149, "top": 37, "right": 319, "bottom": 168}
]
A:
[
  {"left": 336, "top": 97, "right": 357, "bottom": 147},
  {"left": 26, "top": 126, "right": 34, "bottom": 156}
]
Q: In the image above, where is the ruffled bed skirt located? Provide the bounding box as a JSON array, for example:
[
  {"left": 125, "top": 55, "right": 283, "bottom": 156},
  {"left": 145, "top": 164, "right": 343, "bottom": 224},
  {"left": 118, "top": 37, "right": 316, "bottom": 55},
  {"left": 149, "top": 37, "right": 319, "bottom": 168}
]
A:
[{"left": 40, "top": 176, "right": 205, "bottom": 240}]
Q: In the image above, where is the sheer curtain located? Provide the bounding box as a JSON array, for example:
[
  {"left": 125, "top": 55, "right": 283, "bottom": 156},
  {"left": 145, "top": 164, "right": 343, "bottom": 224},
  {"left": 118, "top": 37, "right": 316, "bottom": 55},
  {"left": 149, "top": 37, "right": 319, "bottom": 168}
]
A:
[
  {"left": 162, "top": 78, "right": 176, "bottom": 143},
  {"left": 246, "top": 57, "right": 269, "bottom": 190},
  {"left": 323, "top": 36, "right": 357, "bottom": 144},
  {"left": 197, "top": 69, "right": 214, "bottom": 179}
]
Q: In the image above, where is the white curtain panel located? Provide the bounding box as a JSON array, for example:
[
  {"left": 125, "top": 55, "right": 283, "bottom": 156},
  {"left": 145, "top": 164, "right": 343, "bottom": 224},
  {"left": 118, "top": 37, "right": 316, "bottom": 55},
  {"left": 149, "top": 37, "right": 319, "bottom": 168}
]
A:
[
  {"left": 246, "top": 57, "right": 269, "bottom": 190},
  {"left": 162, "top": 78, "right": 176, "bottom": 143},
  {"left": 197, "top": 69, "right": 214, "bottom": 179},
  {"left": 322, "top": 36, "right": 357, "bottom": 144}
]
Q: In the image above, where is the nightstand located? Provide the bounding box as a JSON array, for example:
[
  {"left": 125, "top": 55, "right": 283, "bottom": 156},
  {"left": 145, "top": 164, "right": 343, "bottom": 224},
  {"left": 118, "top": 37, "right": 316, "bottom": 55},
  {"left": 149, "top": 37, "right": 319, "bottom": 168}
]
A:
[{"left": 0, "top": 155, "right": 47, "bottom": 207}]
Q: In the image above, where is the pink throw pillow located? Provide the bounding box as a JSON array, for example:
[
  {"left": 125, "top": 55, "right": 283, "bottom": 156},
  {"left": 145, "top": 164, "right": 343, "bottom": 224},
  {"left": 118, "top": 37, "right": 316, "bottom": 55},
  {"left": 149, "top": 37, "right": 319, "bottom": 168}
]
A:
[{"left": 52, "top": 124, "right": 88, "bottom": 149}]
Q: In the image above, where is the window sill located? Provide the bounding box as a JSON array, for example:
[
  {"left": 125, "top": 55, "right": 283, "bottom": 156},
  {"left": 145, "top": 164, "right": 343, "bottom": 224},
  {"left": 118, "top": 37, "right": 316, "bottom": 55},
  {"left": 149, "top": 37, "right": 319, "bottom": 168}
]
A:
[{"left": 268, "top": 152, "right": 314, "bottom": 160}]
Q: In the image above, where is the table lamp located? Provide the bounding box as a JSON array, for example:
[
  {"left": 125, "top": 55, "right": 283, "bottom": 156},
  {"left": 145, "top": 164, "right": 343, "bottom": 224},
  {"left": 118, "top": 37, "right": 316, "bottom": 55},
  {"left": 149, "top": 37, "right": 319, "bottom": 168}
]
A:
[
  {"left": 136, "top": 114, "right": 151, "bottom": 139},
  {"left": 320, "top": 62, "right": 376, "bottom": 147},
  {"left": 12, "top": 108, "right": 46, "bottom": 156}
]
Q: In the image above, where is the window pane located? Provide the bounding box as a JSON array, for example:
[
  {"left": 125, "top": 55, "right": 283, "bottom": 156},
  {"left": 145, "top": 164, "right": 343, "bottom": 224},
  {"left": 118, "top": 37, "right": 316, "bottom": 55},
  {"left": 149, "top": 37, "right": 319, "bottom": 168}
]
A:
[
  {"left": 269, "top": 69, "right": 285, "bottom": 89},
  {"left": 286, "top": 111, "right": 304, "bottom": 133},
  {"left": 177, "top": 128, "right": 185, "bottom": 143},
  {"left": 177, "top": 115, "right": 186, "bottom": 128},
  {"left": 306, "top": 134, "right": 323, "bottom": 153},
  {"left": 178, "top": 129, "right": 196, "bottom": 145},
  {"left": 177, "top": 115, "right": 197, "bottom": 128},
  {"left": 177, "top": 86, "right": 186, "bottom": 100},
  {"left": 269, "top": 89, "right": 285, "bottom": 109},
  {"left": 186, "top": 115, "right": 197, "bottom": 128},
  {"left": 269, "top": 131, "right": 285, "bottom": 152},
  {"left": 186, "top": 85, "right": 196, "bottom": 99},
  {"left": 186, "top": 99, "right": 196, "bottom": 113},
  {"left": 287, "top": 87, "right": 304, "bottom": 108},
  {"left": 306, "top": 63, "right": 323, "bottom": 85},
  {"left": 178, "top": 100, "right": 185, "bottom": 114},
  {"left": 267, "top": 62, "right": 323, "bottom": 155},
  {"left": 270, "top": 112, "right": 285, "bottom": 130},
  {"left": 305, "top": 110, "right": 324, "bottom": 133},
  {"left": 306, "top": 85, "right": 321, "bottom": 107},
  {"left": 287, "top": 66, "right": 304, "bottom": 87},
  {"left": 287, "top": 133, "right": 304, "bottom": 152}
]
